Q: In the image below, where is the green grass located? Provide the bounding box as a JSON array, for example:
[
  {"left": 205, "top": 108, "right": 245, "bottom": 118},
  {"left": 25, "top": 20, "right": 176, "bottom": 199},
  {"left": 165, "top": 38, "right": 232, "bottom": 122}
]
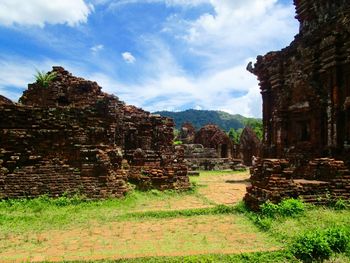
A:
[
  {"left": 234, "top": 200, "right": 350, "bottom": 262},
  {"left": 0, "top": 189, "right": 201, "bottom": 233},
  {"left": 86, "top": 250, "right": 350, "bottom": 263},
  {"left": 1, "top": 171, "right": 349, "bottom": 262},
  {"left": 0, "top": 199, "right": 236, "bottom": 235},
  {"left": 120, "top": 204, "right": 237, "bottom": 220},
  {"left": 268, "top": 206, "right": 350, "bottom": 242},
  {"left": 1, "top": 170, "right": 248, "bottom": 235},
  {"left": 100, "top": 250, "right": 298, "bottom": 263},
  {"left": 198, "top": 170, "right": 246, "bottom": 176},
  {"left": 236, "top": 200, "right": 350, "bottom": 241}
]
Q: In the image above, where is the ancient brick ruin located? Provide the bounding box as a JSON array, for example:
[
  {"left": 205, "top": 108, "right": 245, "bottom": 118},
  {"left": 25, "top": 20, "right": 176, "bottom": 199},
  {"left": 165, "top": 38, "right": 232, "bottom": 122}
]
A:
[
  {"left": 178, "top": 122, "right": 196, "bottom": 144},
  {"left": 239, "top": 127, "right": 261, "bottom": 166},
  {"left": 0, "top": 67, "right": 189, "bottom": 199},
  {"left": 245, "top": 0, "right": 350, "bottom": 209},
  {"left": 195, "top": 125, "right": 233, "bottom": 159},
  {"left": 178, "top": 124, "right": 241, "bottom": 171}
]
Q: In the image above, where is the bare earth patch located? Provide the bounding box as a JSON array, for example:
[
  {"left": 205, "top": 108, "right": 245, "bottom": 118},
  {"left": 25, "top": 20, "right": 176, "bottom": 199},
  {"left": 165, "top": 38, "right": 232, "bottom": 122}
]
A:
[
  {"left": 198, "top": 171, "right": 251, "bottom": 205},
  {"left": 130, "top": 195, "right": 211, "bottom": 212},
  {"left": 128, "top": 170, "right": 250, "bottom": 212},
  {"left": 0, "top": 215, "right": 278, "bottom": 262}
]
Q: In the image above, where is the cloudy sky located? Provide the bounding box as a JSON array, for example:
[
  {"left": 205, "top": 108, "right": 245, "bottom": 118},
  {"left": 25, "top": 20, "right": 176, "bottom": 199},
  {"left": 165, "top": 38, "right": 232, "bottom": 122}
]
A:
[{"left": 0, "top": 0, "right": 298, "bottom": 117}]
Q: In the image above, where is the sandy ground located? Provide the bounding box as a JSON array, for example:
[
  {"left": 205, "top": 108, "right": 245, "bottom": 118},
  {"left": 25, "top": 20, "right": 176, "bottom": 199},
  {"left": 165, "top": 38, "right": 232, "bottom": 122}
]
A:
[{"left": 198, "top": 172, "right": 250, "bottom": 205}]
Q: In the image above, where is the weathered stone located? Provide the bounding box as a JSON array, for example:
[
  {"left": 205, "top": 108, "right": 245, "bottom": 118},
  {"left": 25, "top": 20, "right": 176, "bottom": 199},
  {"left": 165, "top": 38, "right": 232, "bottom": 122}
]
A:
[
  {"left": 239, "top": 127, "right": 261, "bottom": 166},
  {"left": 178, "top": 122, "right": 196, "bottom": 144},
  {"left": 251, "top": 0, "right": 350, "bottom": 161},
  {"left": 194, "top": 125, "right": 233, "bottom": 158},
  {"left": 0, "top": 95, "right": 13, "bottom": 105},
  {"left": 0, "top": 67, "right": 190, "bottom": 199},
  {"left": 179, "top": 125, "right": 242, "bottom": 171},
  {"left": 244, "top": 158, "right": 350, "bottom": 211},
  {"left": 245, "top": 0, "right": 350, "bottom": 209}
]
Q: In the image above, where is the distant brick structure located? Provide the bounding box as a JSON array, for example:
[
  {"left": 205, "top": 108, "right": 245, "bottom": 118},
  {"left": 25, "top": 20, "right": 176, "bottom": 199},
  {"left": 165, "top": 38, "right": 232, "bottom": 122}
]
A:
[
  {"left": 0, "top": 67, "right": 189, "bottom": 199},
  {"left": 178, "top": 122, "right": 196, "bottom": 144},
  {"left": 177, "top": 124, "right": 241, "bottom": 171},
  {"left": 245, "top": 0, "right": 350, "bottom": 209},
  {"left": 239, "top": 127, "right": 261, "bottom": 166},
  {"left": 194, "top": 124, "right": 233, "bottom": 159}
]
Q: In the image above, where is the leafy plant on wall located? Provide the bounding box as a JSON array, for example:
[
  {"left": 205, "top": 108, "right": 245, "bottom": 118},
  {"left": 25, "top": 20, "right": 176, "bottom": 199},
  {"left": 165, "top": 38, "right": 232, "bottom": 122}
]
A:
[{"left": 34, "top": 70, "right": 57, "bottom": 88}]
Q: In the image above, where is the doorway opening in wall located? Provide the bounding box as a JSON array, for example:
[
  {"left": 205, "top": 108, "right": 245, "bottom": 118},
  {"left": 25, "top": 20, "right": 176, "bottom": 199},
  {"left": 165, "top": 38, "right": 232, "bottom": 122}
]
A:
[
  {"left": 296, "top": 120, "right": 310, "bottom": 142},
  {"left": 221, "top": 144, "right": 228, "bottom": 158}
]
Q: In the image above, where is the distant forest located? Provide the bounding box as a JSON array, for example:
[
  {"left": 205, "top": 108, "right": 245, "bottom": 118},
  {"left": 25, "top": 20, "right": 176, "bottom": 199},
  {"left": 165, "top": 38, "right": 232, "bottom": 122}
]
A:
[{"left": 154, "top": 109, "right": 263, "bottom": 141}]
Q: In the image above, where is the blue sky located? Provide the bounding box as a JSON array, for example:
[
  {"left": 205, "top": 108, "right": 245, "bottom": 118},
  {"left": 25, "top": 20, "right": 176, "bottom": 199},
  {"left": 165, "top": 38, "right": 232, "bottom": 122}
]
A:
[{"left": 0, "top": 0, "right": 298, "bottom": 117}]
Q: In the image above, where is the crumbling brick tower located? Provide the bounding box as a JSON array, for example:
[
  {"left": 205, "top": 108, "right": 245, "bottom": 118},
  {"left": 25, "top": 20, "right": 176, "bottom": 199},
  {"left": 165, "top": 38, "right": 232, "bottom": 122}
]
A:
[
  {"left": 245, "top": 0, "right": 350, "bottom": 209},
  {"left": 252, "top": 0, "right": 350, "bottom": 161}
]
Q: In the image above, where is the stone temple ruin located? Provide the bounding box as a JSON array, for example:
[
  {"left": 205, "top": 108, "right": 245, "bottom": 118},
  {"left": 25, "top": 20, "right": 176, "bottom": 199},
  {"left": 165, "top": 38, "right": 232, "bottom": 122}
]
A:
[
  {"left": 239, "top": 127, "right": 261, "bottom": 166},
  {"left": 179, "top": 123, "right": 242, "bottom": 171},
  {"left": 0, "top": 67, "right": 190, "bottom": 199},
  {"left": 245, "top": 0, "right": 350, "bottom": 209}
]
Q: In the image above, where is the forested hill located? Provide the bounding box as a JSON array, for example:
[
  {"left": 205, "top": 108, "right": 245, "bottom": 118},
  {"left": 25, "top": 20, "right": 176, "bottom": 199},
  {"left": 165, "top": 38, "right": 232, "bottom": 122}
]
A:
[{"left": 153, "top": 109, "right": 261, "bottom": 132}]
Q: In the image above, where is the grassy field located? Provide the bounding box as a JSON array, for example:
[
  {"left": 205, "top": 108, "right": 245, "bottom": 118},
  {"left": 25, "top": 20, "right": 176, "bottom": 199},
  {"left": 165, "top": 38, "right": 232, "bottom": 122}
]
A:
[{"left": 0, "top": 170, "right": 349, "bottom": 262}]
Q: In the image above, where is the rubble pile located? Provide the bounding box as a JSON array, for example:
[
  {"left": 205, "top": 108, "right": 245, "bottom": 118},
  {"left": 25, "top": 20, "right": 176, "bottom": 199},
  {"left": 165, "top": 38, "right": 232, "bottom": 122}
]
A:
[{"left": 245, "top": 158, "right": 350, "bottom": 210}]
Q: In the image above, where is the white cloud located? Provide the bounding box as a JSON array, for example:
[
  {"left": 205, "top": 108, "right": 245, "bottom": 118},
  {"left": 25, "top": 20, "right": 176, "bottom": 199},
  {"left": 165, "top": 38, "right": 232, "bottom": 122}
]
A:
[
  {"left": 164, "top": 0, "right": 207, "bottom": 7},
  {"left": 91, "top": 44, "right": 104, "bottom": 53},
  {"left": 185, "top": 0, "right": 294, "bottom": 45},
  {"left": 163, "top": 0, "right": 297, "bottom": 68},
  {"left": 105, "top": 0, "right": 208, "bottom": 10},
  {"left": 0, "top": 0, "right": 93, "bottom": 27},
  {"left": 0, "top": 53, "right": 259, "bottom": 116},
  {"left": 88, "top": 45, "right": 261, "bottom": 117},
  {"left": 0, "top": 56, "right": 95, "bottom": 102},
  {"left": 0, "top": 0, "right": 298, "bottom": 118},
  {"left": 121, "top": 52, "right": 136, "bottom": 64},
  {"left": 0, "top": 57, "right": 44, "bottom": 101}
]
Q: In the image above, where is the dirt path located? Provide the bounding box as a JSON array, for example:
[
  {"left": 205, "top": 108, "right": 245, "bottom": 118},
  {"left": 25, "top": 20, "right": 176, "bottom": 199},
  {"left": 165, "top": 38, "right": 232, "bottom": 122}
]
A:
[
  {"left": 130, "top": 170, "right": 251, "bottom": 212},
  {"left": 197, "top": 171, "right": 250, "bottom": 205}
]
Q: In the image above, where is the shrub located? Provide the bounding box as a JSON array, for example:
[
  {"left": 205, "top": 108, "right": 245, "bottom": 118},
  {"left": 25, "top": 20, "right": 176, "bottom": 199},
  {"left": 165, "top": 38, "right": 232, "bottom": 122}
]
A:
[
  {"left": 278, "top": 198, "right": 305, "bottom": 217},
  {"left": 291, "top": 226, "right": 350, "bottom": 262},
  {"left": 325, "top": 226, "right": 350, "bottom": 253},
  {"left": 260, "top": 199, "right": 305, "bottom": 218},
  {"left": 260, "top": 201, "right": 279, "bottom": 218},
  {"left": 290, "top": 230, "right": 332, "bottom": 262},
  {"left": 333, "top": 199, "right": 348, "bottom": 210}
]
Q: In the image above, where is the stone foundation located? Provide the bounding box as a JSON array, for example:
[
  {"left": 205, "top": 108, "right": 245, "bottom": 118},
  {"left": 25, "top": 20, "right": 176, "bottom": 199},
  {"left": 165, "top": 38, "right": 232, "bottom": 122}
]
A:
[
  {"left": 244, "top": 158, "right": 350, "bottom": 210},
  {"left": 182, "top": 144, "right": 242, "bottom": 171}
]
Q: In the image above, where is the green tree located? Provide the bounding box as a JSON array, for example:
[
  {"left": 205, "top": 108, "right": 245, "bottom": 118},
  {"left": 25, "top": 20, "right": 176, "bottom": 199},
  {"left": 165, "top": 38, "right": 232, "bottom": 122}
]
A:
[
  {"left": 228, "top": 128, "right": 243, "bottom": 144},
  {"left": 243, "top": 119, "right": 263, "bottom": 140}
]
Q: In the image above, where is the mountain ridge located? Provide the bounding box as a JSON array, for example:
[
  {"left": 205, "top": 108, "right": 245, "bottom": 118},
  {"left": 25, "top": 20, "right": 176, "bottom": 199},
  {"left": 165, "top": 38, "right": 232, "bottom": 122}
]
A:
[{"left": 153, "top": 109, "right": 261, "bottom": 132}]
